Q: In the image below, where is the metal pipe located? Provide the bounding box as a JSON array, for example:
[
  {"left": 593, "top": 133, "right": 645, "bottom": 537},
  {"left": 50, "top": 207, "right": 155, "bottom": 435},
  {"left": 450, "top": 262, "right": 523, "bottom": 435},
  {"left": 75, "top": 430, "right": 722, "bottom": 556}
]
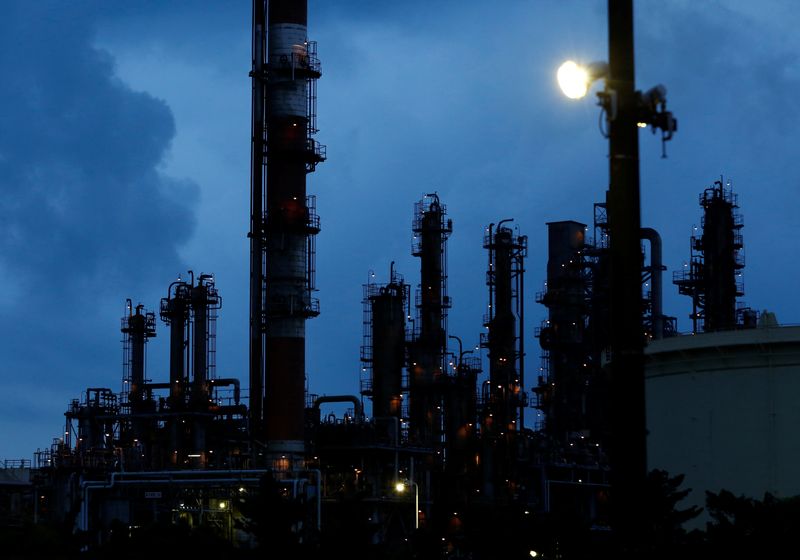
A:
[
  {"left": 640, "top": 227, "right": 664, "bottom": 339},
  {"left": 518, "top": 243, "right": 525, "bottom": 429},
  {"left": 209, "top": 378, "right": 241, "bottom": 405},
  {"left": 487, "top": 223, "right": 494, "bottom": 323},
  {"left": 313, "top": 395, "right": 363, "bottom": 420},
  {"left": 80, "top": 468, "right": 323, "bottom": 534},
  {"left": 411, "top": 480, "right": 419, "bottom": 529},
  {"left": 143, "top": 382, "right": 171, "bottom": 390},
  {"left": 248, "top": 0, "right": 266, "bottom": 441},
  {"left": 449, "top": 335, "right": 462, "bottom": 361},
  {"left": 81, "top": 475, "right": 267, "bottom": 535}
]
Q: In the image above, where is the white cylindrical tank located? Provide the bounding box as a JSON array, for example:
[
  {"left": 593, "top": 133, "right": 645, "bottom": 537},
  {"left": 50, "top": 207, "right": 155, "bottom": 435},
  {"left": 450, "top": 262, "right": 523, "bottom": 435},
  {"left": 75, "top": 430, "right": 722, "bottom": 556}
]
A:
[{"left": 646, "top": 324, "right": 800, "bottom": 526}]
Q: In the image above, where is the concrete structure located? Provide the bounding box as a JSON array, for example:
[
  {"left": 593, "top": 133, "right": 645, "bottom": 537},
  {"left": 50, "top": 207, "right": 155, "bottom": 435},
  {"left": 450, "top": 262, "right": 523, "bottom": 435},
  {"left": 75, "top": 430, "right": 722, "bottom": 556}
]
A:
[{"left": 645, "top": 322, "right": 800, "bottom": 523}]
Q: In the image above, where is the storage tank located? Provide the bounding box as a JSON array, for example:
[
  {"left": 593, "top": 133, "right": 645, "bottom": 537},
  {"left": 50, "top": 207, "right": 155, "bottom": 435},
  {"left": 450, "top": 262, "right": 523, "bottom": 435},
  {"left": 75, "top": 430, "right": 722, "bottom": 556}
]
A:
[{"left": 645, "top": 321, "right": 800, "bottom": 525}]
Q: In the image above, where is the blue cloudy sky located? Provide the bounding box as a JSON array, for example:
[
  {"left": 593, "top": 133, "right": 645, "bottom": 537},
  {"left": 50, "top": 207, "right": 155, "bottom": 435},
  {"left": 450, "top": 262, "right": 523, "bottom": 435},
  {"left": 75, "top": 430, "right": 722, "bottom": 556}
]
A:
[{"left": 2, "top": 1, "right": 799, "bottom": 461}]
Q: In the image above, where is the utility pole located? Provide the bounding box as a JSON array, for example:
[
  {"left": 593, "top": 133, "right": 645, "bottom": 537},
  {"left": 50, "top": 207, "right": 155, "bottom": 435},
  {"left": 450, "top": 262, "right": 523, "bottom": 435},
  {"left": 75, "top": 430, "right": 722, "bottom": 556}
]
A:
[
  {"left": 557, "top": 1, "right": 676, "bottom": 552},
  {"left": 606, "top": 0, "right": 647, "bottom": 554}
]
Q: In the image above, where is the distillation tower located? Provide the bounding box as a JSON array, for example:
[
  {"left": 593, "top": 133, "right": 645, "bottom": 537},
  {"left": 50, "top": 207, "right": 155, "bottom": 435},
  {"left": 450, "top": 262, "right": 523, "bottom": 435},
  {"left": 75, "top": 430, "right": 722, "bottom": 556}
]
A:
[
  {"left": 536, "top": 200, "right": 673, "bottom": 450},
  {"left": 536, "top": 221, "right": 592, "bottom": 443},
  {"left": 159, "top": 273, "right": 223, "bottom": 466},
  {"left": 361, "top": 263, "right": 410, "bottom": 423},
  {"left": 480, "top": 220, "right": 527, "bottom": 499},
  {"left": 408, "top": 194, "right": 452, "bottom": 448},
  {"left": 673, "top": 178, "right": 749, "bottom": 332},
  {"left": 121, "top": 302, "right": 157, "bottom": 441}
]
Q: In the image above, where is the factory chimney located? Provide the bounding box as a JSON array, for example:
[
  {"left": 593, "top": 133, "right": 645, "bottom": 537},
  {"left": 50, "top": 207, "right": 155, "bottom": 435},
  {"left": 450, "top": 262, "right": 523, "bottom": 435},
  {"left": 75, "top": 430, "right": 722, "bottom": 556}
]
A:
[{"left": 249, "top": 0, "right": 325, "bottom": 465}]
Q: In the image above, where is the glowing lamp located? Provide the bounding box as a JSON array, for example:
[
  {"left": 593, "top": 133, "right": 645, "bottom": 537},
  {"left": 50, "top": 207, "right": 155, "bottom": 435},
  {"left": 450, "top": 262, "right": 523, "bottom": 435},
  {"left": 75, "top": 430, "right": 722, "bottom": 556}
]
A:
[{"left": 557, "top": 60, "right": 608, "bottom": 99}]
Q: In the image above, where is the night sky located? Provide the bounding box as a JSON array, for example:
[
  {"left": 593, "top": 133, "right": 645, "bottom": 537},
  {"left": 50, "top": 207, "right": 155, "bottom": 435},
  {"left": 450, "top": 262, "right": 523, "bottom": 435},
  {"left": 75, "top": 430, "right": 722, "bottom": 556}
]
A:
[{"left": 2, "top": 0, "right": 799, "bottom": 461}]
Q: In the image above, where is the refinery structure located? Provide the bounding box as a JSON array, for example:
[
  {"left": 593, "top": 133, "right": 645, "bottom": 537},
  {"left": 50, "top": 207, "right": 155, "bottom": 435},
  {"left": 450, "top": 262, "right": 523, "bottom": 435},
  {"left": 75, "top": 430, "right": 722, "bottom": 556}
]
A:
[{"left": 3, "top": 1, "right": 800, "bottom": 558}]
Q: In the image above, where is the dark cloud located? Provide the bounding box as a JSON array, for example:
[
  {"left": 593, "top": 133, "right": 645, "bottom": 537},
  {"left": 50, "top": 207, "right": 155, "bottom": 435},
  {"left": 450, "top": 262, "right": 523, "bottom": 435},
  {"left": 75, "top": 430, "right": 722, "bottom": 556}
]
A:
[
  {"left": 0, "top": 1, "right": 196, "bottom": 457},
  {"left": 0, "top": 3, "right": 195, "bottom": 293}
]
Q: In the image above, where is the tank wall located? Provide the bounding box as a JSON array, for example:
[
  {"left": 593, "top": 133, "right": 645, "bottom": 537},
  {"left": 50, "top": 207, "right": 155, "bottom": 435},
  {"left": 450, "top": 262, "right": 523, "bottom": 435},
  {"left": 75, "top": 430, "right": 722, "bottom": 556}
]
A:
[{"left": 646, "top": 326, "right": 800, "bottom": 527}]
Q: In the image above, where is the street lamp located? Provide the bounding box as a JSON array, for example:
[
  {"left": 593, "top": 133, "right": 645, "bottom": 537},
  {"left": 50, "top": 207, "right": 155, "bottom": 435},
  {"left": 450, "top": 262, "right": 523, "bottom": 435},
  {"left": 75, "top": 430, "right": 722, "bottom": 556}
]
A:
[
  {"left": 557, "top": 2, "right": 677, "bottom": 556},
  {"left": 556, "top": 59, "right": 676, "bottom": 153},
  {"left": 556, "top": 60, "right": 608, "bottom": 99},
  {"left": 394, "top": 480, "right": 419, "bottom": 530}
]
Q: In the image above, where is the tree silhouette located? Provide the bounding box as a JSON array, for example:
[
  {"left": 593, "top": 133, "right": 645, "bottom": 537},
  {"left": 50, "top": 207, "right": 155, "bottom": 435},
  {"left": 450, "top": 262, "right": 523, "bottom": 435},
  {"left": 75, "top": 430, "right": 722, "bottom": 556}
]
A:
[
  {"left": 644, "top": 468, "right": 703, "bottom": 557},
  {"left": 701, "top": 490, "right": 800, "bottom": 558}
]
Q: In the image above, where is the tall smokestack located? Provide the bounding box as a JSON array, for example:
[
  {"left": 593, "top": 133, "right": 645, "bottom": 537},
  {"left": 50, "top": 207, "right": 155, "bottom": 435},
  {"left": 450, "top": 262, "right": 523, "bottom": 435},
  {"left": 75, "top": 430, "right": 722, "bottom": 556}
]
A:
[{"left": 249, "top": 0, "right": 325, "bottom": 464}]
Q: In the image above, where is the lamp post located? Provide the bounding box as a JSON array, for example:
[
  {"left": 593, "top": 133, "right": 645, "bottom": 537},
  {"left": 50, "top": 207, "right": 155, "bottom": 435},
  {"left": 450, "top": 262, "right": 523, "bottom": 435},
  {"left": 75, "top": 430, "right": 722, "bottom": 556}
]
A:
[
  {"left": 606, "top": 3, "right": 647, "bottom": 553},
  {"left": 395, "top": 480, "right": 419, "bottom": 530},
  {"left": 557, "top": 1, "right": 676, "bottom": 555}
]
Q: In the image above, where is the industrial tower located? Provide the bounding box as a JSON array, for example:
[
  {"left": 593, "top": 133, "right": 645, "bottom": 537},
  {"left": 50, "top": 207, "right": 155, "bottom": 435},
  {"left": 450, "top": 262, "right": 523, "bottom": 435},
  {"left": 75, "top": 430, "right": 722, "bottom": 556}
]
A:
[
  {"left": 673, "top": 178, "right": 749, "bottom": 332},
  {"left": 248, "top": 0, "right": 325, "bottom": 464},
  {"left": 408, "top": 194, "right": 452, "bottom": 448},
  {"left": 360, "top": 263, "right": 410, "bottom": 422},
  {"left": 480, "top": 220, "right": 527, "bottom": 499}
]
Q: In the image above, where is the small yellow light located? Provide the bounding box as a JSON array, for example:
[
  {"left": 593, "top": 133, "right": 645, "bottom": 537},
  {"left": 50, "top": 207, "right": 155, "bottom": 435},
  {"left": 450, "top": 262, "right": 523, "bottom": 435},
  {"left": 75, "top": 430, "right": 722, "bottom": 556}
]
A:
[
  {"left": 637, "top": 122, "right": 648, "bottom": 128},
  {"left": 395, "top": 482, "right": 406, "bottom": 493}
]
